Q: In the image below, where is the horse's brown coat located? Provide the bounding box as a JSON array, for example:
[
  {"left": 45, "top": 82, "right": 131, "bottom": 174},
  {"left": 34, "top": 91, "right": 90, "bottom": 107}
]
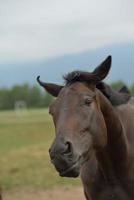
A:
[
  {"left": 37, "top": 56, "right": 134, "bottom": 200},
  {"left": 81, "top": 90, "right": 134, "bottom": 199}
]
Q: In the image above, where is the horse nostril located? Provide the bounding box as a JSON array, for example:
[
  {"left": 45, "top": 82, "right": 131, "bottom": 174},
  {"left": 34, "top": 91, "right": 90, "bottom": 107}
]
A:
[
  {"left": 63, "top": 141, "right": 72, "bottom": 155},
  {"left": 49, "top": 139, "right": 73, "bottom": 160}
]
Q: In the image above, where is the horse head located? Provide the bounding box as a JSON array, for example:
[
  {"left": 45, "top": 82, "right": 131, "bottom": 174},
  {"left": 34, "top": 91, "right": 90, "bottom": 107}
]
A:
[{"left": 37, "top": 56, "right": 113, "bottom": 178}]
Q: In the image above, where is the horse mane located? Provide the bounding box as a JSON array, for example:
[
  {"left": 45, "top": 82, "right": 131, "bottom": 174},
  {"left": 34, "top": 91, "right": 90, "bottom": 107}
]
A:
[
  {"left": 96, "top": 82, "right": 131, "bottom": 106},
  {"left": 64, "top": 70, "right": 95, "bottom": 85},
  {"left": 64, "top": 70, "right": 131, "bottom": 106}
]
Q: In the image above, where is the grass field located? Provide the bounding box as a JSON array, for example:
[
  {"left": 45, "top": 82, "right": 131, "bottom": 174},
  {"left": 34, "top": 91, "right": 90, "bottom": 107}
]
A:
[{"left": 0, "top": 109, "right": 80, "bottom": 191}]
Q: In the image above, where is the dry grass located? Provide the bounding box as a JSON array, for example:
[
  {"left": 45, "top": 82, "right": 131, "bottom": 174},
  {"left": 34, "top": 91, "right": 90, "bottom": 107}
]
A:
[{"left": 3, "top": 186, "right": 84, "bottom": 200}]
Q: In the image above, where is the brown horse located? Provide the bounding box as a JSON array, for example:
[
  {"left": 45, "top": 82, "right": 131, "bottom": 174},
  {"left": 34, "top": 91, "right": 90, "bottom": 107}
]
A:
[{"left": 37, "top": 56, "right": 134, "bottom": 200}]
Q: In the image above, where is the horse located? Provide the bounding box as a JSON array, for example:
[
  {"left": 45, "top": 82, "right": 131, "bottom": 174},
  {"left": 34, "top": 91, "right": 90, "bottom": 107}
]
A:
[{"left": 37, "top": 56, "right": 134, "bottom": 200}]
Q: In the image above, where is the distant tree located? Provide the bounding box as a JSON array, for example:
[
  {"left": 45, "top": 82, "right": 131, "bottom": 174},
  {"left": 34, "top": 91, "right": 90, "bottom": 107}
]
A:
[
  {"left": 110, "top": 81, "right": 127, "bottom": 90},
  {"left": 11, "top": 83, "right": 30, "bottom": 103},
  {"left": 43, "top": 93, "right": 54, "bottom": 107},
  {"left": 130, "top": 84, "right": 134, "bottom": 96},
  {"left": 0, "top": 88, "right": 12, "bottom": 110},
  {"left": 28, "top": 85, "right": 43, "bottom": 107}
]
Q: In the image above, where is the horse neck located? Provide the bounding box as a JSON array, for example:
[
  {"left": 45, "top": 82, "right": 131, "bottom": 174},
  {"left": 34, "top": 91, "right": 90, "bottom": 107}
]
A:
[
  {"left": 81, "top": 90, "right": 129, "bottom": 195},
  {"left": 96, "top": 90, "right": 128, "bottom": 177}
]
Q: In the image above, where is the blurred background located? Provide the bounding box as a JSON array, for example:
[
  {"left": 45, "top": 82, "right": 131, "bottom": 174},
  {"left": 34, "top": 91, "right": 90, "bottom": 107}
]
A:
[{"left": 0, "top": 0, "right": 134, "bottom": 199}]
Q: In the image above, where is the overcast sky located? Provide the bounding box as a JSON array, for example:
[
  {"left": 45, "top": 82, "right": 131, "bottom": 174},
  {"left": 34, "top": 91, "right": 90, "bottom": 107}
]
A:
[{"left": 0, "top": 0, "right": 134, "bottom": 63}]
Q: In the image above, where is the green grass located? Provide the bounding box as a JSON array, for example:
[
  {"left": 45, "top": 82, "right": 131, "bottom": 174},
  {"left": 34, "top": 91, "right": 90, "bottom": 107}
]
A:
[{"left": 0, "top": 109, "right": 80, "bottom": 190}]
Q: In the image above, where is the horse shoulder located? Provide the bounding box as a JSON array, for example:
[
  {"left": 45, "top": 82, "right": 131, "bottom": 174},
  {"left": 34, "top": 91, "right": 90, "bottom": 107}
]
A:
[
  {"left": 116, "top": 104, "right": 134, "bottom": 143},
  {"left": 116, "top": 104, "right": 134, "bottom": 194}
]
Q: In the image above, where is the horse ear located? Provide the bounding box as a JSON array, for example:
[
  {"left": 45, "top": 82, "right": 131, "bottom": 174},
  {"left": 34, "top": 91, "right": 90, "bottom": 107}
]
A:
[
  {"left": 37, "top": 76, "right": 63, "bottom": 97},
  {"left": 92, "top": 55, "right": 112, "bottom": 84}
]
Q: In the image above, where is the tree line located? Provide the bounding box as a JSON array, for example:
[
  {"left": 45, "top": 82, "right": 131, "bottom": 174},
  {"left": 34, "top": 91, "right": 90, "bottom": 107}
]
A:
[
  {"left": 0, "top": 81, "right": 133, "bottom": 110},
  {"left": 0, "top": 83, "right": 53, "bottom": 110}
]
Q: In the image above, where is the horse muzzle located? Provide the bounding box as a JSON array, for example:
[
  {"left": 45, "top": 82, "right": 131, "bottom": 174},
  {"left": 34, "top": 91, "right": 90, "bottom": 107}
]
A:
[
  {"left": 49, "top": 137, "right": 81, "bottom": 177},
  {"left": 51, "top": 154, "right": 81, "bottom": 178}
]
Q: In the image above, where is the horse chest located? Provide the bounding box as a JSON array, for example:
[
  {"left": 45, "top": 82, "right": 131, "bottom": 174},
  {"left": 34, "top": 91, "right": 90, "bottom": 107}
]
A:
[
  {"left": 85, "top": 180, "right": 132, "bottom": 200},
  {"left": 93, "top": 184, "right": 130, "bottom": 200}
]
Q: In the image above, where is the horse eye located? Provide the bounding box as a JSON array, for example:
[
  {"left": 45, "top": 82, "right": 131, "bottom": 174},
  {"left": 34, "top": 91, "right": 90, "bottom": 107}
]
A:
[{"left": 85, "top": 98, "right": 92, "bottom": 106}]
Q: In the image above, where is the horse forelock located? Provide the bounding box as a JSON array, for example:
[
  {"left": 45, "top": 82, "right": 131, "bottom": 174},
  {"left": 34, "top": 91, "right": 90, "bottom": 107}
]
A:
[{"left": 63, "top": 70, "right": 96, "bottom": 85}]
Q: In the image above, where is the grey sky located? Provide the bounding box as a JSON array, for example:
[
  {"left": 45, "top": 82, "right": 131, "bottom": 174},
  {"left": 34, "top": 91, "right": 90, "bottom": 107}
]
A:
[{"left": 0, "top": 0, "right": 134, "bottom": 62}]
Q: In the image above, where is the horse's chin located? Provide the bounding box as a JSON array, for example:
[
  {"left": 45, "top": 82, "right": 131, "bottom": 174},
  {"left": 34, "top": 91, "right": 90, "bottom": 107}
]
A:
[
  {"left": 59, "top": 162, "right": 80, "bottom": 178},
  {"left": 57, "top": 153, "right": 90, "bottom": 178},
  {"left": 52, "top": 152, "right": 89, "bottom": 178}
]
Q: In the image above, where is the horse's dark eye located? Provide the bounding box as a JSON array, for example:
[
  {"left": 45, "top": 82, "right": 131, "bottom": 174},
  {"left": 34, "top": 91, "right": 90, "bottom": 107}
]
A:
[{"left": 85, "top": 98, "right": 92, "bottom": 106}]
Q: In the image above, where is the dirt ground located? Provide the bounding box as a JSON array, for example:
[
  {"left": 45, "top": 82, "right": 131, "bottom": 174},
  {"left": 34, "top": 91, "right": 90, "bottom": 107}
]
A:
[{"left": 3, "top": 187, "right": 85, "bottom": 200}]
